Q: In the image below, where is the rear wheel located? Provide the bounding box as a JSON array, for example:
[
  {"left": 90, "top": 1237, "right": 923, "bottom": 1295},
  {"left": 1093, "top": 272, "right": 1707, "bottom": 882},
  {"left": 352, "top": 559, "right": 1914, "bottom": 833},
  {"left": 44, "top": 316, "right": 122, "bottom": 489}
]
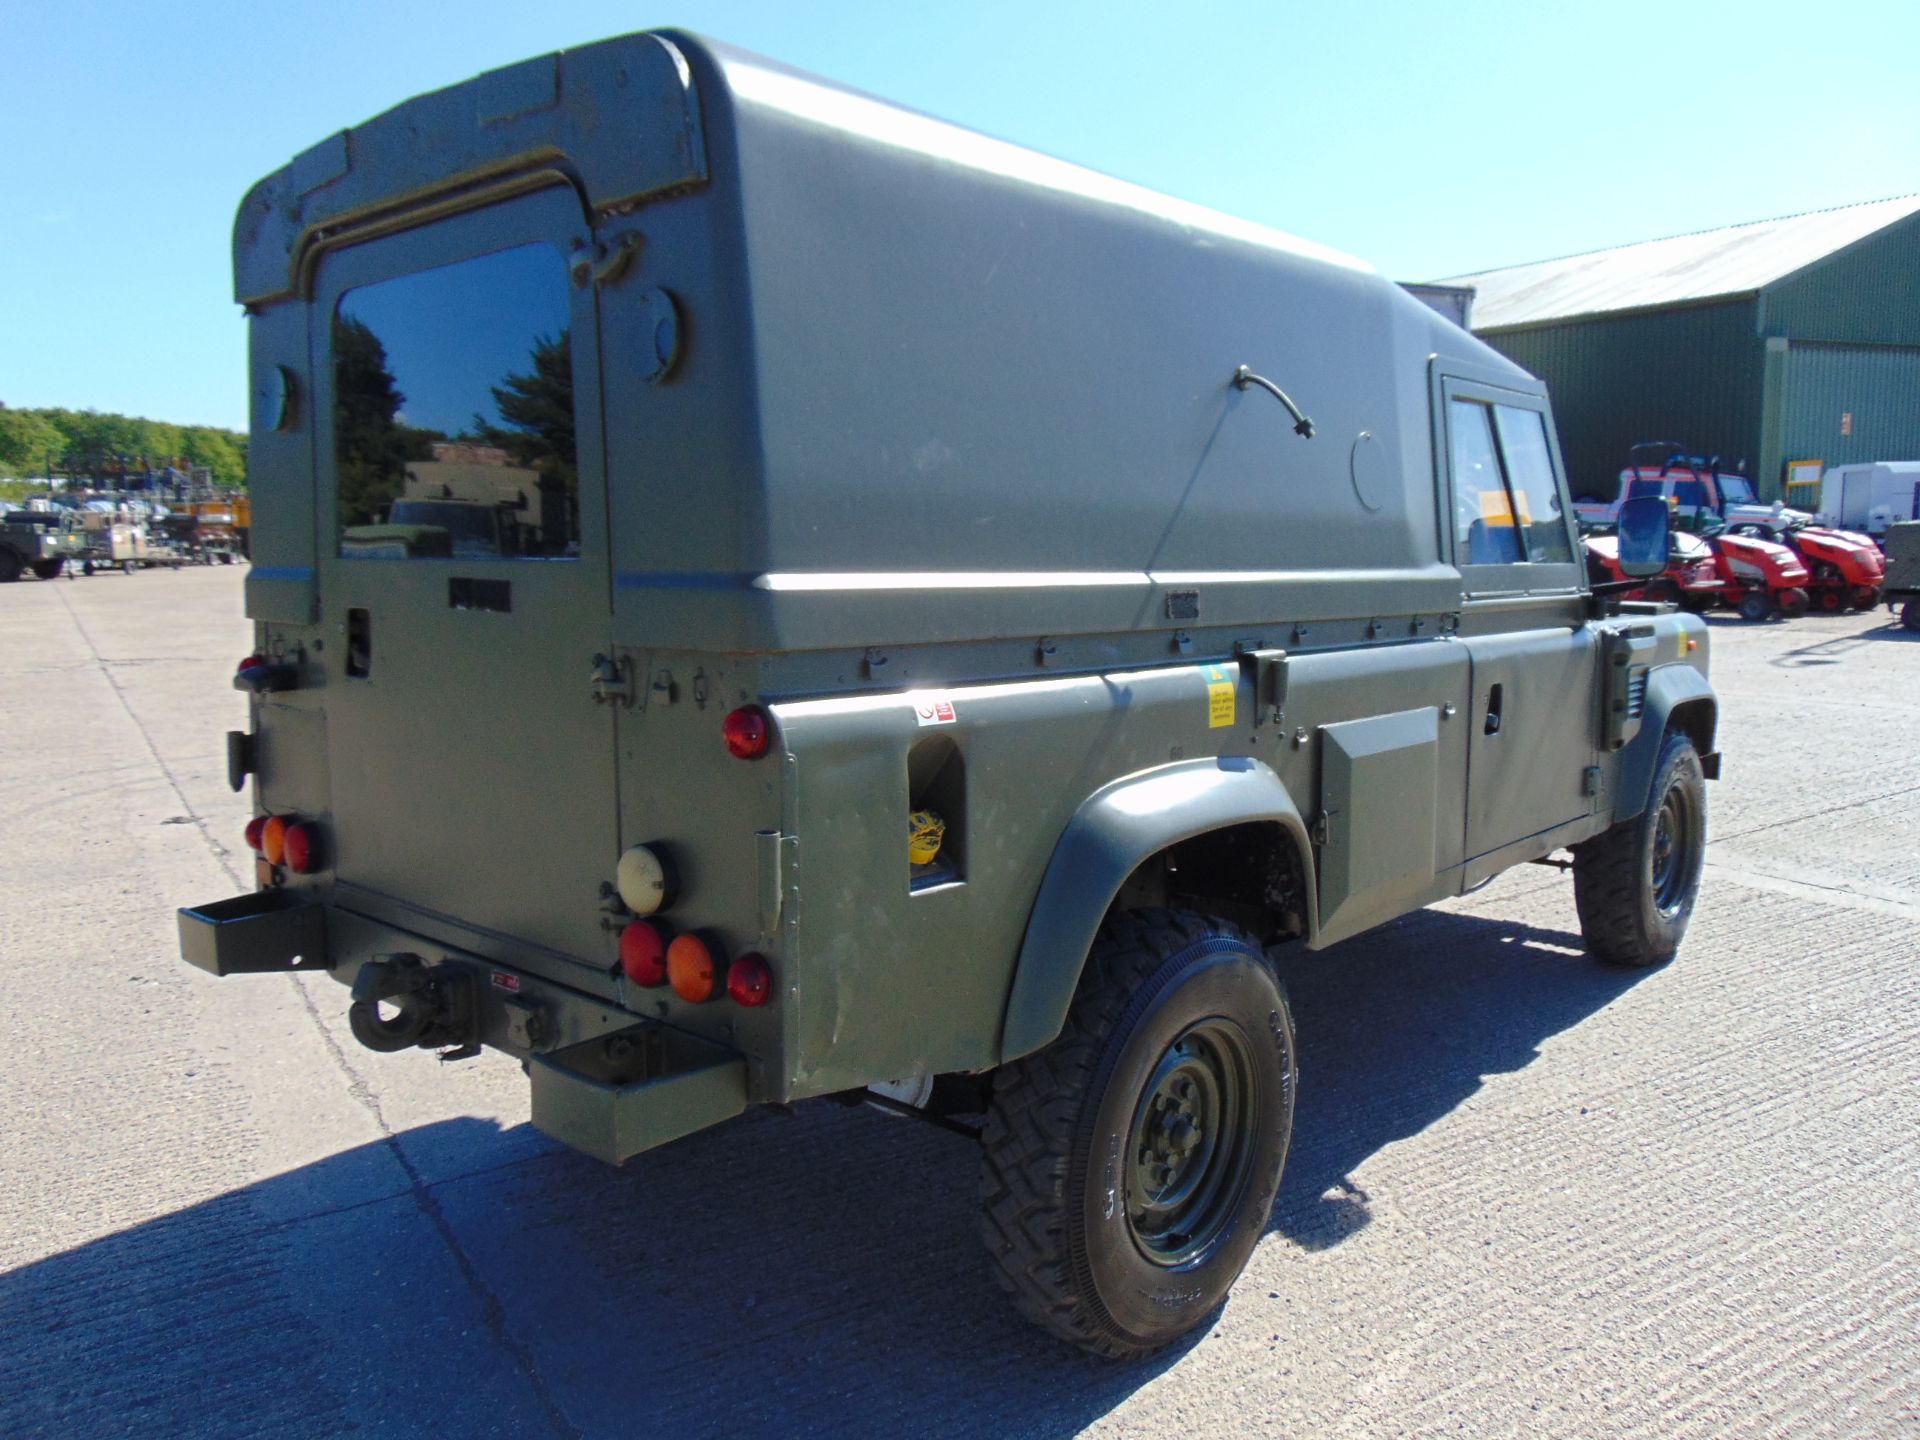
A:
[
  {"left": 1903, "top": 600, "right": 1920, "bottom": 633},
  {"left": 1814, "top": 585, "right": 1845, "bottom": 613},
  {"left": 981, "top": 908, "right": 1296, "bottom": 1358},
  {"left": 30, "top": 558, "right": 65, "bottom": 580},
  {"left": 0, "top": 548, "right": 21, "bottom": 584},
  {"left": 1778, "top": 587, "right": 1809, "bottom": 617},
  {"left": 1573, "top": 730, "right": 1707, "bottom": 967},
  {"left": 120, "top": 559, "right": 137, "bottom": 575},
  {"left": 1736, "top": 590, "right": 1770, "bottom": 622},
  {"left": 1853, "top": 586, "right": 1881, "bottom": 611}
]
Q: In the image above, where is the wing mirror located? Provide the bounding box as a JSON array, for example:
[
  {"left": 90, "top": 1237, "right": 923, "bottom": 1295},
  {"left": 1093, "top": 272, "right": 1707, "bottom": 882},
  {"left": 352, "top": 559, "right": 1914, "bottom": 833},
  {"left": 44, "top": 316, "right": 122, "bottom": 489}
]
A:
[{"left": 1615, "top": 495, "right": 1672, "bottom": 578}]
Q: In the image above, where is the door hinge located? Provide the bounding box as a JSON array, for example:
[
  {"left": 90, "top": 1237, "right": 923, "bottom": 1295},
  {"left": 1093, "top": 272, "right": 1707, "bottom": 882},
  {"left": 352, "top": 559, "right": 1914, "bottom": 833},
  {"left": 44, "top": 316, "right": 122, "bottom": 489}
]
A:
[
  {"left": 590, "top": 652, "right": 633, "bottom": 707},
  {"left": 1582, "top": 764, "right": 1603, "bottom": 797}
]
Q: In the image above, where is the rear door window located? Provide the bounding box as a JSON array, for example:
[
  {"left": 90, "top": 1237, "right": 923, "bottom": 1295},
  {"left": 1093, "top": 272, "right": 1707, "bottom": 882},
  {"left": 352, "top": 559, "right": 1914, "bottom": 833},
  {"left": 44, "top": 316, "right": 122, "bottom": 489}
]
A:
[{"left": 333, "top": 243, "right": 578, "bottom": 560}]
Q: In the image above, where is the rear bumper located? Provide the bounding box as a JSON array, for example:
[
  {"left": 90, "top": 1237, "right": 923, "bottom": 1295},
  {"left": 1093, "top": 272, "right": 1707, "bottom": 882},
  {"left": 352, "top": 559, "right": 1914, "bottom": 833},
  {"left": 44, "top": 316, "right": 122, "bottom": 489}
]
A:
[{"left": 178, "top": 891, "right": 746, "bottom": 1164}]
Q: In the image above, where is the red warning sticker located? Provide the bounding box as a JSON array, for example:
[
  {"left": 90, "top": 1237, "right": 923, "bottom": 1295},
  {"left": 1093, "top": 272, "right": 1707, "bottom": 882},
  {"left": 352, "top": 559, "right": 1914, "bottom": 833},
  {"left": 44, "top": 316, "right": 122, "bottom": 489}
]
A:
[
  {"left": 490, "top": 971, "right": 521, "bottom": 993},
  {"left": 912, "top": 693, "right": 957, "bottom": 727}
]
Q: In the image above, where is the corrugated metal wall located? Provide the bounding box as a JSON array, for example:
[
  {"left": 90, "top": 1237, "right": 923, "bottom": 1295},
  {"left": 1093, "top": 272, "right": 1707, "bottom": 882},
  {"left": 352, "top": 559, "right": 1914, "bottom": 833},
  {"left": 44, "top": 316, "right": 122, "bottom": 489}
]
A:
[
  {"left": 1481, "top": 300, "right": 1763, "bottom": 499},
  {"left": 1781, "top": 343, "right": 1920, "bottom": 470},
  {"left": 1760, "top": 214, "right": 1920, "bottom": 346}
]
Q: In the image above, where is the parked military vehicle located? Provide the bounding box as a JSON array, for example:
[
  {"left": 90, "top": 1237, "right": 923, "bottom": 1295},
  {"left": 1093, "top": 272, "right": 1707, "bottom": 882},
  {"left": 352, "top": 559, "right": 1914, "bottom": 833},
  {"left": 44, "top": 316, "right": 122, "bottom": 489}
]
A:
[
  {"left": 0, "top": 509, "right": 86, "bottom": 581},
  {"left": 179, "top": 31, "right": 1718, "bottom": 1358},
  {"left": 1882, "top": 522, "right": 1920, "bottom": 630}
]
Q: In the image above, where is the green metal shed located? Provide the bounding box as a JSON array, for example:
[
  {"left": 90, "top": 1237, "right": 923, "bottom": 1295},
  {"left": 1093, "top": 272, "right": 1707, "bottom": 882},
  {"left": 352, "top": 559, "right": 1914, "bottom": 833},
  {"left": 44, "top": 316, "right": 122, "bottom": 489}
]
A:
[{"left": 1435, "top": 196, "right": 1920, "bottom": 500}]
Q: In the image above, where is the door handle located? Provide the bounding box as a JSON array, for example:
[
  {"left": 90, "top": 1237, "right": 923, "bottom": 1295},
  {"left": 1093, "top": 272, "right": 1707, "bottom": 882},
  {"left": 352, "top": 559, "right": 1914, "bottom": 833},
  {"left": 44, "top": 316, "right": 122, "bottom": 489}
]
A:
[{"left": 1485, "top": 684, "right": 1503, "bottom": 736}]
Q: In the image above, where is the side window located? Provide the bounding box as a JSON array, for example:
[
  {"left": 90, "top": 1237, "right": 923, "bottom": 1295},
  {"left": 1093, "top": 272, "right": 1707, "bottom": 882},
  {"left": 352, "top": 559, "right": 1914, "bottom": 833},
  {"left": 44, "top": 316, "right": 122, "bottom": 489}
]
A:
[
  {"left": 1492, "top": 406, "right": 1573, "bottom": 563},
  {"left": 1449, "top": 399, "right": 1520, "bottom": 565},
  {"left": 1447, "top": 394, "right": 1575, "bottom": 570}
]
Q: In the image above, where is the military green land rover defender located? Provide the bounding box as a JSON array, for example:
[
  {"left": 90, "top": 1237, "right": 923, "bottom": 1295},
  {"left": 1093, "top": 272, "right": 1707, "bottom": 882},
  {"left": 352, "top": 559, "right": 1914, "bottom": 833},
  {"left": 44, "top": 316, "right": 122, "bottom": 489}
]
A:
[{"left": 180, "top": 31, "right": 1717, "bottom": 1358}]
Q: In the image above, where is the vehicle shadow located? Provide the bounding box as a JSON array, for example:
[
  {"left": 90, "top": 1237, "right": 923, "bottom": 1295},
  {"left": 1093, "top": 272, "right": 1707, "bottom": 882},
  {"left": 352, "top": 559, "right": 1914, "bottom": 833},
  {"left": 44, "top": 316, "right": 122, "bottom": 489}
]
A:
[
  {"left": 1269, "top": 902, "right": 1648, "bottom": 1250},
  {"left": 1, "top": 905, "right": 1645, "bottom": 1440}
]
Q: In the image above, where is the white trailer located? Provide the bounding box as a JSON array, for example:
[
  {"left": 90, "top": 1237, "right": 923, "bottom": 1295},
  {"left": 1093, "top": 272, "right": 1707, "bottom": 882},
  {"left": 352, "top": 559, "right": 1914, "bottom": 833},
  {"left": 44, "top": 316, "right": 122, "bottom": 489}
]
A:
[{"left": 1818, "top": 462, "right": 1920, "bottom": 538}]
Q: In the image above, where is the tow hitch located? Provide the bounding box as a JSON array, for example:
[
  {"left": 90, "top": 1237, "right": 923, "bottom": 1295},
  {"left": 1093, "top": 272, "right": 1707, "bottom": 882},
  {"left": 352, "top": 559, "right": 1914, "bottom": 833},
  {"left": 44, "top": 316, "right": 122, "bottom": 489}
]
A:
[{"left": 347, "top": 955, "right": 478, "bottom": 1054}]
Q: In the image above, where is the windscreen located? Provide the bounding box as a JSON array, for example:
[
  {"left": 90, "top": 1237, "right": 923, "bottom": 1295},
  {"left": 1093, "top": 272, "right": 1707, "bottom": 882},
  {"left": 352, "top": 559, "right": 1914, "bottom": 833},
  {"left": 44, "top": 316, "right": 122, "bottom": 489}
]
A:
[{"left": 333, "top": 244, "right": 579, "bottom": 560}]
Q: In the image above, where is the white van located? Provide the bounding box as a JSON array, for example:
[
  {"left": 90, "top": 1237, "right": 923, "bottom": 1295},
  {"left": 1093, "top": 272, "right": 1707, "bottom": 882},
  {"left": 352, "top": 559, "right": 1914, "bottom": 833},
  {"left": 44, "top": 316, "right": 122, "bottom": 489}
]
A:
[{"left": 1818, "top": 461, "right": 1920, "bottom": 537}]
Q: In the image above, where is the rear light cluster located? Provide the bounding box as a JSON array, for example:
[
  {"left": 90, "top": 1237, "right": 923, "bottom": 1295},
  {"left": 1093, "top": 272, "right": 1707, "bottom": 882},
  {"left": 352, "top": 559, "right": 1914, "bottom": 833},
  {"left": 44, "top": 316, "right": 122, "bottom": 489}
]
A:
[
  {"left": 618, "top": 918, "right": 773, "bottom": 1009},
  {"left": 606, "top": 701, "right": 779, "bottom": 1009},
  {"left": 245, "top": 813, "right": 323, "bottom": 875}
]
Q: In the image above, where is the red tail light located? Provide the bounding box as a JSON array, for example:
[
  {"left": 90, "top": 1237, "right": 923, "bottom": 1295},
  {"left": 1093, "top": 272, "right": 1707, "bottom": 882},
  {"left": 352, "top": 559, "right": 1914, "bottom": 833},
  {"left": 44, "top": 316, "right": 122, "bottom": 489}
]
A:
[
  {"left": 620, "top": 921, "right": 669, "bottom": 987},
  {"left": 244, "top": 815, "right": 269, "bottom": 852},
  {"left": 727, "top": 953, "right": 772, "bottom": 1007},
  {"left": 667, "top": 933, "right": 717, "bottom": 1002},
  {"left": 722, "top": 706, "right": 770, "bottom": 760},
  {"left": 283, "top": 821, "right": 321, "bottom": 875}
]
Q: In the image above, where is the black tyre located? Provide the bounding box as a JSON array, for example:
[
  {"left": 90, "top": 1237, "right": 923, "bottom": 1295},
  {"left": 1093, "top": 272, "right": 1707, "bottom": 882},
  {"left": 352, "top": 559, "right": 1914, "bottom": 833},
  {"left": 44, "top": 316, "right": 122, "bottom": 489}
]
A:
[
  {"left": 1736, "top": 590, "right": 1770, "bottom": 622},
  {"left": 980, "top": 908, "right": 1296, "bottom": 1358},
  {"left": 1814, "top": 586, "right": 1845, "bottom": 613},
  {"left": 1903, "top": 600, "right": 1920, "bottom": 633},
  {"left": 121, "top": 559, "right": 137, "bottom": 575},
  {"left": 0, "top": 548, "right": 21, "bottom": 584},
  {"left": 1572, "top": 729, "right": 1707, "bottom": 967},
  {"left": 1778, "top": 586, "right": 1809, "bottom": 617},
  {"left": 1852, "top": 586, "right": 1881, "bottom": 612},
  {"left": 30, "top": 558, "right": 65, "bottom": 580}
]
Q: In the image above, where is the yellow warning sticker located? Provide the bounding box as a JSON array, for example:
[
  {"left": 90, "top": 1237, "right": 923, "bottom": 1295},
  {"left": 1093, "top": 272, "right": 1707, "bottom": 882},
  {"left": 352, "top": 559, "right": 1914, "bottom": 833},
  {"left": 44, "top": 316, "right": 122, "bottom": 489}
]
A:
[{"left": 1201, "top": 663, "right": 1235, "bottom": 729}]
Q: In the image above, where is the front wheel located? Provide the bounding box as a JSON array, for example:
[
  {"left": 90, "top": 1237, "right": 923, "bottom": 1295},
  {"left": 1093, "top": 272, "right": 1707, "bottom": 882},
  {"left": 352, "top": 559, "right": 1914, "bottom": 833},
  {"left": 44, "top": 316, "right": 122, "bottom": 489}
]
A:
[
  {"left": 1852, "top": 585, "right": 1881, "bottom": 612},
  {"left": 981, "top": 909, "right": 1296, "bottom": 1358},
  {"left": 1903, "top": 599, "right": 1920, "bottom": 633},
  {"left": 1573, "top": 730, "right": 1708, "bottom": 967},
  {"left": 30, "top": 558, "right": 65, "bottom": 581},
  {"left": 1736, "top": 590, "right": 1771, "bottom": 622},
  {"left": 1778, "top": 586, "right": 1810, "bottom": 617}
]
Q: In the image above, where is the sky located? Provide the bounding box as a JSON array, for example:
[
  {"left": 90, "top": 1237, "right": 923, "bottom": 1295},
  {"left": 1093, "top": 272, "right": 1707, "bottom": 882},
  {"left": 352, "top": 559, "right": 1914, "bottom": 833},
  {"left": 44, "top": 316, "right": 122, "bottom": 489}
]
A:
[{"left": 4, "top": 0, "right": 1918, "bottom": 433}]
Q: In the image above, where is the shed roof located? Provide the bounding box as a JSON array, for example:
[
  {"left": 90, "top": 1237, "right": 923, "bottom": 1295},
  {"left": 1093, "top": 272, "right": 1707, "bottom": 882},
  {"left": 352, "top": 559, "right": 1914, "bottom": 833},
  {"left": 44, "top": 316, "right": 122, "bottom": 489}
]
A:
[{"left": 1436, "top": 195, "right": 1920, "bottom": 331}]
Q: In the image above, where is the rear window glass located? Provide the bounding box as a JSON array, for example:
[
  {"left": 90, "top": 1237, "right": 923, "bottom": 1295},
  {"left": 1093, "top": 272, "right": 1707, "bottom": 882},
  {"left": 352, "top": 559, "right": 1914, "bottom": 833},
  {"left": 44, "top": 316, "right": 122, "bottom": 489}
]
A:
[{"left": 333, "top": 244, "right": 578, "bottom": 559}]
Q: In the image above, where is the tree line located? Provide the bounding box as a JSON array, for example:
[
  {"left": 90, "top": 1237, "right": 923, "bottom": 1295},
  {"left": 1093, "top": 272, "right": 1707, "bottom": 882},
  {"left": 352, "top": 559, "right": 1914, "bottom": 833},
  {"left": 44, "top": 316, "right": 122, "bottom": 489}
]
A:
[{"left": 0, "top": 405, "right": 247, "bottom": 487}]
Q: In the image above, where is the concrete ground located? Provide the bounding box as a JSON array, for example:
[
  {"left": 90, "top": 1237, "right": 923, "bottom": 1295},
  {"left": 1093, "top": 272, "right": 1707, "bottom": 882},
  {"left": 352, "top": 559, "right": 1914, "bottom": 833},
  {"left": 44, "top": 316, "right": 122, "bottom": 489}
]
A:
[{"left": 1, "top": 565, "right": 1915, "bottom": 1439}]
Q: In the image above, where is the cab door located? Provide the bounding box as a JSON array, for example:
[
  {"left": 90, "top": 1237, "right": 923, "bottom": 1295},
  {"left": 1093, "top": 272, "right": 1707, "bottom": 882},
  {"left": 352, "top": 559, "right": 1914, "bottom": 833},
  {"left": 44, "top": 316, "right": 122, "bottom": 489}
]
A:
[
  {"left": 310, "top": 187, "right": 623, "bottom": 977},
  {"left": 1440, "top": 373, "right": 1600, "bottom": 861}
]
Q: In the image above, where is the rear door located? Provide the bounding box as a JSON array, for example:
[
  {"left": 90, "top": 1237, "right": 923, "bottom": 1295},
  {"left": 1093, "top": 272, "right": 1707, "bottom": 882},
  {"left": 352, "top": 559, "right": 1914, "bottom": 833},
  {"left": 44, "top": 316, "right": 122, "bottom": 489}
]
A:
[{"left": 312, "top": 187, "right": 620, "bottom": 974}]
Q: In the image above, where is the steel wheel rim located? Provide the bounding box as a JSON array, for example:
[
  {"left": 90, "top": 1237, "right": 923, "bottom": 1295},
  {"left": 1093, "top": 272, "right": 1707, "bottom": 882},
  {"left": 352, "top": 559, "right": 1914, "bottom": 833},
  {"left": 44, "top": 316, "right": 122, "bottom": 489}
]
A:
[
  {"left": 1125, "top": 1019, "right": 1258, "bottom": 1267},
  {"left": 1652, "top": 777, "right": 1701, "bottom": 917}
]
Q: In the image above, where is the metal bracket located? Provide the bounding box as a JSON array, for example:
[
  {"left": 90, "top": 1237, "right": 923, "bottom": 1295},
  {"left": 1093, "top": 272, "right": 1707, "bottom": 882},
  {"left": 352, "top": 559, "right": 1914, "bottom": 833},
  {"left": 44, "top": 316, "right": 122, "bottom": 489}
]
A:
[
  {"left": 590, "top": 652, "right": 633, "bottom": 707},
  {"left": 1239, "top": 647, "right": 1290, "bottom": 725}
]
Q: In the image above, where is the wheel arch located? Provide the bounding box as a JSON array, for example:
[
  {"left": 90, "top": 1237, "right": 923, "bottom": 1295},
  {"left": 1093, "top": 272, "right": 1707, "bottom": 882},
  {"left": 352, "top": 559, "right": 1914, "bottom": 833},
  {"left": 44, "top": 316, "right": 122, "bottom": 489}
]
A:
[
  {"left": 997, "top": 757, "right": 1316, "bottom": 1064},
  {"left": 1614, "top": 663, "right": 1717, "bottom": 823}
]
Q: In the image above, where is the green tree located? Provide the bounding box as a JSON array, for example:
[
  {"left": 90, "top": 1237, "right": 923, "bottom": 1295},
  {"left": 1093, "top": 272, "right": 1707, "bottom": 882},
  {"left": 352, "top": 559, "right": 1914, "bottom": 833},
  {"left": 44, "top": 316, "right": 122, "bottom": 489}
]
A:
[{"left": 0, "top": 408, "right": 70, "bottom": 478}]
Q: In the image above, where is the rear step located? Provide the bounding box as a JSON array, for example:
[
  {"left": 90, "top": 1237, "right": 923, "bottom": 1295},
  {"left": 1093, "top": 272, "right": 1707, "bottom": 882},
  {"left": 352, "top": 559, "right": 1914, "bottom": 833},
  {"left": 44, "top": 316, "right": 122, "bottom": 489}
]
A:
[{"left": 531, "top": 1027, "right": 745, "bottom": 1164}]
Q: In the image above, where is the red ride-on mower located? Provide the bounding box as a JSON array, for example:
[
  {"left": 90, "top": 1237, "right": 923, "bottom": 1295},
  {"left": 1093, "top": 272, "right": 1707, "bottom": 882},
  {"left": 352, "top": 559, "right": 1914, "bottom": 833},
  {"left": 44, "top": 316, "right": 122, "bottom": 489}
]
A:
[
  {"left": 1585, "top": 529, "right": 1721, "bottom": 610},
  {"left": 1702, "top": 525, "right": 1811, "bottom": 619},
  {"left": 1724, "top": 517, "right": 1885, "bottom": 613}
]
